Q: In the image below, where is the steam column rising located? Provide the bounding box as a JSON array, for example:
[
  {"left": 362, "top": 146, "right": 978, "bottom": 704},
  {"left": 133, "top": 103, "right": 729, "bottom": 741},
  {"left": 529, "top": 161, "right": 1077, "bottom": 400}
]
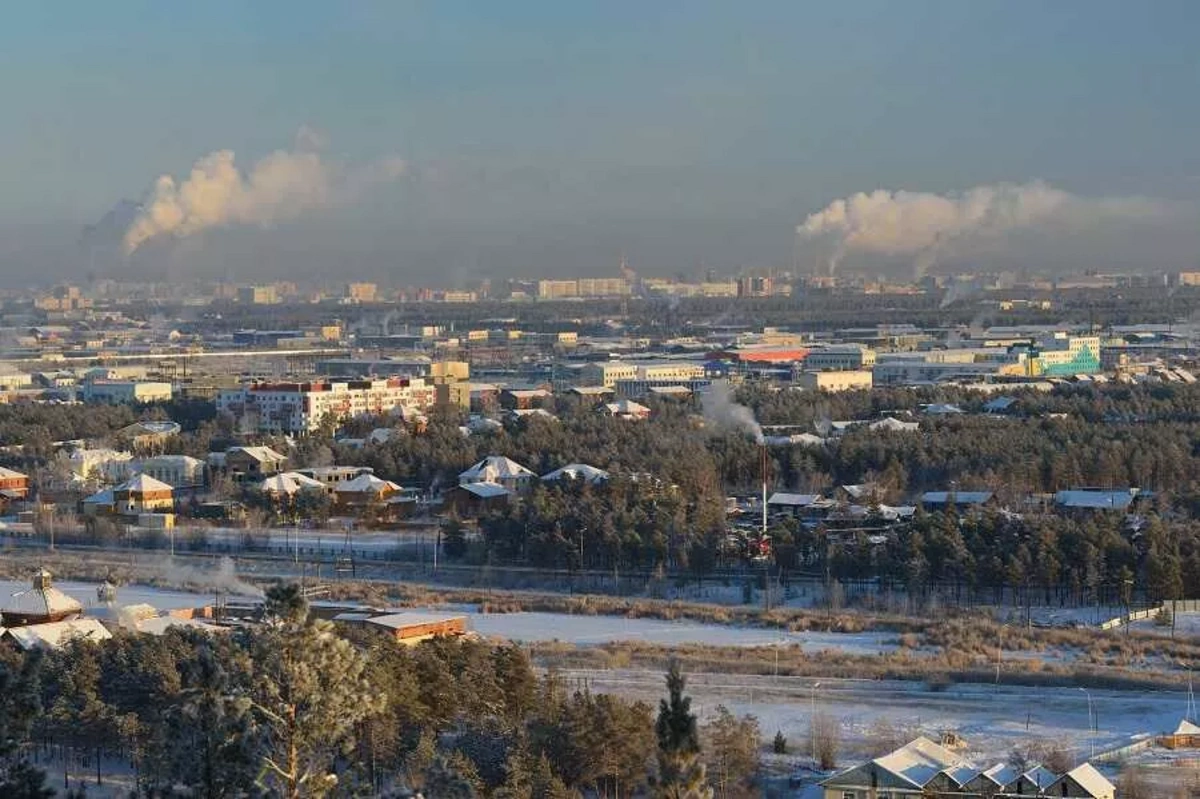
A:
[{"left": 761, "top": 442, "right": 768, "bottom": 536}]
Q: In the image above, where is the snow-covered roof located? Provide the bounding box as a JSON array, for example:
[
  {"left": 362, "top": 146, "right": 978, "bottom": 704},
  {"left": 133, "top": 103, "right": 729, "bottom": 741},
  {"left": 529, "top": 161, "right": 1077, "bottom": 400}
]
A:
[
  {"left": 338, "top": 473, "right": 401, "bottom": 494},
  {"left": 228, "top": 445, "right": 287, "bottom": 463},
  {"left": 869, "top": 417, "right": 920, "bottom": 432},
  {"left": 542, "top": 463, "right": 610, "bottom": 484},
  {"left": 0, "top": 466, "right": 27, "bottom": 480},
  {"left": 364, "top": 612, "right": 466, "bottom": 631},
  {"left": 259, "top": 472, "right": 325, "bottom": 494},
  {"left": 1020, "top": 765, "right": 1056, "bottom": 789},
  {"left": 460, "top": 455, "right": 536, "bottom": 483},
  {"left": 3, "top": 569, "right": 83, "bottom": 618},
  {"left": 1054, "top": 489, "right": 1138, "bottom": 509},
  {"left": 978, "top": 762, "right": 1019, "bottom": 787},
  {"left": 939, "top": 763, "right": 980, "bottom": 787},
  {"left": 602, "top": 399, "right": 651, "bottom": 417},
  {"left": 767, "top": 492, "right": 820, "bottom": 507},
  {"left": 1054, "top": 763, "right": 1115, "bottom": 797},
  {"left": 3, "top": 618, "right": 112, "bottom": 650},
  {"left": 459, "top": 481, "right": 512, "bottom": 499},
  {"left": 82, "top": 488, "right": 115, "bottom": 505},
  {"left": 869, "top": 737, "right": 962, "bottom": 788},
  {"left": 764, "top": 433, "right": 826, "bottom": 447},
  {"left": 467, "top": 416, "right": 504, "bottom": 434},
  {"left": 1175, "top": 718, "right": 1200, "bottom": 735},
  {"left": 122, "top": 420, "right": 182, "bottom": 436},
  {"left": 138, "top": 454, "right": 204, "bottom": 468},
  {"left": 503, "top": 388, "right": 551, "bottom": 398},
  {"left": 509, "top": 408, "right": 557, "bottom": 420},
  {"left": 117, "top": 473, "right": 174, "bottom": 494},
  {"left": 923, "top": 403, "right": 964, "bottom": 415},
  {"left": 132, "top": 615, "right": 224, "bottom": 636},
  {"left": 921, "top": 491, "right": 994, "bottom": 506}
]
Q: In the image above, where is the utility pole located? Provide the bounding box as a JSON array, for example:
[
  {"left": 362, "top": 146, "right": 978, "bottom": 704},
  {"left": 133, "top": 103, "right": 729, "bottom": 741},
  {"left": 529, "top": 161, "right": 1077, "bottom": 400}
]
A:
[
  {"left": 810, "top": 681, "right": 822, "bottom": 769},
  {"left": 1078, "top": 687, "right": 1095, "bottom": 760}
]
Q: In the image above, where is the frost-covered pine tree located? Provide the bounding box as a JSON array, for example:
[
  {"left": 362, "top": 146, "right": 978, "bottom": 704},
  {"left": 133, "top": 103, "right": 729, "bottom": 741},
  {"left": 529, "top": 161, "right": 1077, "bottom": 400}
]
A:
[
  {"left": 653, "top": 660, "right": 713, "bottom": 799},
  {"left": 237, "top": 584, "right": 384, "bottom": 798}
]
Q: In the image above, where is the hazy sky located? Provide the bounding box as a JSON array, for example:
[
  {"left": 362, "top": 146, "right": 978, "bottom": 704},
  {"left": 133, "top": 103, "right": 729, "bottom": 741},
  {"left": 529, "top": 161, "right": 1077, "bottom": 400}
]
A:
[{"left": 2, "top": 1, "right": 1198, "bottom": 284}]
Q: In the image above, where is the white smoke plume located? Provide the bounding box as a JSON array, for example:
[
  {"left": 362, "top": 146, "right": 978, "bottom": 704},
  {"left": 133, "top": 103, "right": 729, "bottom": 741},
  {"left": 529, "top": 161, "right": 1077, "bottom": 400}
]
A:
[
  {"left": 701, "top": 380, "right": 763, "bottom": 442},
  {"left": 155, "top": 555, "right": 264, "bottom": 598},
  {"left": 122, "top": 133, "right": 404, "bottom": 254},
  {"left": 797, "top": 181, "right": 1169, "bottom": 277}
]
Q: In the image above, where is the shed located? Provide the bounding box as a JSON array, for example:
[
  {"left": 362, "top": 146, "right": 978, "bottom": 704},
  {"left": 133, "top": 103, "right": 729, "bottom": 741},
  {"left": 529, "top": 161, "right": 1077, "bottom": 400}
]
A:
[{"left": 359, "top": 613, "right": 467, "bottom": 644}]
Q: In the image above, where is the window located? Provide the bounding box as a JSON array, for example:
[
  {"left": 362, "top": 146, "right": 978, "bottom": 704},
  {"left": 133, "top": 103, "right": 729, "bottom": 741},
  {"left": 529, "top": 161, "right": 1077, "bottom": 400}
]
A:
[{"left": 842, "top": 793, "right": 856, "bottom": 799}]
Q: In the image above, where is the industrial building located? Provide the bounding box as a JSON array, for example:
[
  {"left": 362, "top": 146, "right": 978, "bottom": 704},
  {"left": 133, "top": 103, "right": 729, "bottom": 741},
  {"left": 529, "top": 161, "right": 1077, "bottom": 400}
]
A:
[{"left": 795, "top": 370, "right": 873, "bottom": 392}]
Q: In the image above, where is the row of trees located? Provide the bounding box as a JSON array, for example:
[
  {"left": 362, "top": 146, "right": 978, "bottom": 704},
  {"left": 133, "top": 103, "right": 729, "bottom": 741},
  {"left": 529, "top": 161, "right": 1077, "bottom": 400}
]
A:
[{"left": 0, "top": 585, "right": 761, "bottom": 798}]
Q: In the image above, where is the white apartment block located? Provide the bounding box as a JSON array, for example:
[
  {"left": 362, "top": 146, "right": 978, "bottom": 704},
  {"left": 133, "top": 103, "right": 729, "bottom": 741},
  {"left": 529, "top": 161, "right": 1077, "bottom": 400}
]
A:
[
  {"left": 217, "top": 378, "right": 436, "bottom": 434},
  {"left": 581, "top": 361, "right": 707, "bottom": 389}
]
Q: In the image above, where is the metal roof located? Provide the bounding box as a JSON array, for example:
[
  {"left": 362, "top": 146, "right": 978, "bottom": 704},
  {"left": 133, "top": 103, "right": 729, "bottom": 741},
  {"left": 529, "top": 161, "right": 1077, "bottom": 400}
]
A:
[{"left": 3, "top": 618, "right": 111, "bottom": 650}]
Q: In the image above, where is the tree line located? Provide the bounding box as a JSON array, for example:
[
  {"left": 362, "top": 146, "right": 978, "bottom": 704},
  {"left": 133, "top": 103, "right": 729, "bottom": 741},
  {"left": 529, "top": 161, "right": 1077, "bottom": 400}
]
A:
[{"left": 0, "top": 585, "right": 760, "bottom": 798}]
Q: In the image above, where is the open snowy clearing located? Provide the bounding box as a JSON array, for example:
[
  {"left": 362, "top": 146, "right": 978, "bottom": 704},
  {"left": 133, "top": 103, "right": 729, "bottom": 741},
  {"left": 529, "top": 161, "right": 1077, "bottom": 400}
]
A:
[{"left": 562, "top": 669, "right": 1193, "bottom": 765}]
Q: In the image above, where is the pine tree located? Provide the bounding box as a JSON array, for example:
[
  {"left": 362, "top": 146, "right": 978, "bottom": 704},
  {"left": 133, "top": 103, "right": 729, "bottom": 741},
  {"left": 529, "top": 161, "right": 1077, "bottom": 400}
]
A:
[
  {"left": 237, "top": 595, "right": 385, "bottom": 798},
  {"left": 0, "top": 651, "right": 52, "bottom": 799},
  {"left": 654, "top": 660, "right": 713, "bottom": 799}
]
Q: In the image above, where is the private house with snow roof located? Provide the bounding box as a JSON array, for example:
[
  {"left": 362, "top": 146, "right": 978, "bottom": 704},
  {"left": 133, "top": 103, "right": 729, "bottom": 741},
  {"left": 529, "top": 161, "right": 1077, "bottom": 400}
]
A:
[{"left": 820, "top": 737, "right": 1115, "bottom": 799}]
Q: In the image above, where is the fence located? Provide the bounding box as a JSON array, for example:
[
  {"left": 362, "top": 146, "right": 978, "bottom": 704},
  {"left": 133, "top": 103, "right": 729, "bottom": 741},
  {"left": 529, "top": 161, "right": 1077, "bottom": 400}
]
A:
[{"left": 1099, "top": 599, "right": 1200, "bottom": 630}]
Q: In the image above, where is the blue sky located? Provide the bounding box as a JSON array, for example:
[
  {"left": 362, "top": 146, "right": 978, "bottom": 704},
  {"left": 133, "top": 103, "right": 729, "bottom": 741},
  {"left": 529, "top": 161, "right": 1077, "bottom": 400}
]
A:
[{"left": 1, "top": 1, "right": 1198, "bottom": 283}]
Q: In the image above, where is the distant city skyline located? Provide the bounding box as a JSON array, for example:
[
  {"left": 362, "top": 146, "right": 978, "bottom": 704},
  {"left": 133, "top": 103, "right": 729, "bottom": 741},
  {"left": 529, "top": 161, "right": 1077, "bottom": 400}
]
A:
[{"left": 1, "top": 1, "right": 1198, "bottom": 285}]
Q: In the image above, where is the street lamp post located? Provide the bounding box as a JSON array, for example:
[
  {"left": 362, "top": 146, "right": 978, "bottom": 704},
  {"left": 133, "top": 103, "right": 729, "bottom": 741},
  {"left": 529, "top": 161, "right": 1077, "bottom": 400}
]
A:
[
  {"left": 810, "top": 681, "right": 822, "bottom": 769},
  {"left": 1078, "top": 687, "right": 1095, "bottom": 760}
]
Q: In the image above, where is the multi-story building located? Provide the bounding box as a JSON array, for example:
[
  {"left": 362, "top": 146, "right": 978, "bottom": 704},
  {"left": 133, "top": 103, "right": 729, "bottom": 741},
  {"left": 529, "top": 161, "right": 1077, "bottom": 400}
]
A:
[
  {"left": 577, "top": 278, "right": 631, "bottom": 297},
  {"left": 581, "top": 361, "right": 707, "bottom": 389},
  {"left": 803, "top": 345, "right": 877, "bottom": 371},
  {"left": 344, "top": 283, "right": 378, "bottom": 303},
  {"left": 82, "top": 380, "right": 173, "bottom": 404},
  {"left": 217, "top": 377, "right": 436, "bottom": 433},
  {"left": 430, "top": 360, "right": 471, "bottom": 409},
  {"left": 580, "top": 362, "right": 640, "bottom": 388},
  {"left": 135, "top": 455, "right": 206, "bottom": 489},
  {"left": 795, "top": 370, "right": 873, "bottom": 392},
  {"left": 537, "top": 280, "right": 579, "bottom": 299},
  {"left": 1021, "top": 334, "right": 1102, "bottom": 376},
  {"left": 237, "top": 285, "right": 279, "bottom": 305}
]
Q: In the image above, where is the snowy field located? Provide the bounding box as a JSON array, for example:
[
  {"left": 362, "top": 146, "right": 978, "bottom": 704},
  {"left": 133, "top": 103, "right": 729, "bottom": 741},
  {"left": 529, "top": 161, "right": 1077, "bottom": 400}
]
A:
[
  {"left": 468, "top": 610, "right": 899, "bottom": 653},
  {"left": 0, "top": 578, "right": 258, "bottom": 612},
  {"left": 564, "top": 669, "right": 1192, "bottom": 765}
]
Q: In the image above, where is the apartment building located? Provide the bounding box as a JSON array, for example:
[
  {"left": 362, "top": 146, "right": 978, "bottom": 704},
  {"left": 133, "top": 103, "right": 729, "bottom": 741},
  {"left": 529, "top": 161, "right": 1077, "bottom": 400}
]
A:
[
  {"left": 237, "top": 285, "right": 279, "bottom": 305},
  {"left": 580, "top": 361, "right": 707, "bottom": 389},
  {"left": 217, "top": 377, "right": 436, "bottom": 433},
  {"left": 82, "top": 380, "right": 173, "bottom": 404},
  {"left": 344, "top": 282, "right": 378, "bottom": 303},
  {"left": 803, "top": 345, "right": 877, "bottom": 371}
]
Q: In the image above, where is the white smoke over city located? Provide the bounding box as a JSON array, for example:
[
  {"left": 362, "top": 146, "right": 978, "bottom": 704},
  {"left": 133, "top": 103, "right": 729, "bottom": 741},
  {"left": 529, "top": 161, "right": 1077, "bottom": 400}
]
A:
[
  {"left": 701, "top": 380, "right": 763, "bottom": 443},
  {"left": 797, "top": 181, "right": 1171, "bottom": 277},
  {"left": 121, "top": 132, "right": 405, "bottom": 254}
]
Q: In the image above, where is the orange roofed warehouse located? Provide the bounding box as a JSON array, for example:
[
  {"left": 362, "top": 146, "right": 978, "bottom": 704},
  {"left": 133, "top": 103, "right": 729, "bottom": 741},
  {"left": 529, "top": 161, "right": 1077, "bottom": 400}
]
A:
[{"left": 333, "top": 611, "right": 468, "bottom": 645}]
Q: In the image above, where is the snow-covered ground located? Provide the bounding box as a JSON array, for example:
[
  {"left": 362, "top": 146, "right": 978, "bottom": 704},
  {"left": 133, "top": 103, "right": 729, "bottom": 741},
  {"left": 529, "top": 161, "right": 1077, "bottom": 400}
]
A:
[
  {"left": 1128, "top": 611, "right": 1200, "bottom": 636},
  {"left": 0, "top": 578, "right": 257, "bottom": 612},
  {"left": 469, "top": 611, "right": 899, "bottom": 653},
  {"left": 564, "top": 669, "right": 1193, "bottom": 766}
]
